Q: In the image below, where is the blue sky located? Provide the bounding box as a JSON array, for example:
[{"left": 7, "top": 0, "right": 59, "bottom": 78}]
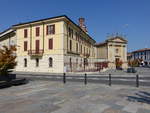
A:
[{"left": 0, "top": 0, "right": 150, "bottom": 52}]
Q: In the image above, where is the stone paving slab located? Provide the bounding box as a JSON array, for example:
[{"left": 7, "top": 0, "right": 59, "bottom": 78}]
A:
[{"left": 0, "top": 80, "right": 150, "bottom": 113}]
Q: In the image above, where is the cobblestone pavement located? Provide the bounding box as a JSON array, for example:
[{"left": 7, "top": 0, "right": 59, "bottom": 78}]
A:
[{"left": 0, "top": 80, "right": 150, "bottom": 113}]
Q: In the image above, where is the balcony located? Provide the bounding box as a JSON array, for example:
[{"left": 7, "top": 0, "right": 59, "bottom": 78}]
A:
[
  {"left": 28, "top": 50, "right": 44, "bottom": 56},
  {"left": 83, "top": 53, "right": 90, "bottom": 58},
  {"left": 67, "top": 51, "right": 80, "bottom": 56}
]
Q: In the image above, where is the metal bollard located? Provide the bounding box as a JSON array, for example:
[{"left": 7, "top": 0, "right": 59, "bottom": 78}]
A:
[
  {"left": 63, "top": 73, "right": 66, "bottom": 84},
  {"left": 109, "top": 74, "right": 111, "bottom": 86},
  {"left": 84, "top": 73, "right": 87, "bottom": 85},
  {"left": 136, "top": 74, "right": 139, "bottom": 87}
]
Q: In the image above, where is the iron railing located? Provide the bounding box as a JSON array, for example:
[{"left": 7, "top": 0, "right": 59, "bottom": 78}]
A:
[{"left": 28, "top": 50, "right": 44, "bottom": 56}]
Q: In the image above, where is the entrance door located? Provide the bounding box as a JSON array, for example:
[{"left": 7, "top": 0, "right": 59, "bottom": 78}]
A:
[
  {"left": 115, "top": 58, "right": 120, "bottom": 69},
  {"left": 35, "top": 40, "right": 39, "bottom": 53}
]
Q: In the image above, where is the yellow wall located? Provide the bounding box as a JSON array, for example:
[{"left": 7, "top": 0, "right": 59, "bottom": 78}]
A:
[
  {"left": 63, "top": 21, "right": 95, "bottom": 58},
  {"left": 16, "top": 21, "right": 64, "bottom": 56},
  {"left": 96, "top": 45, "right": 107, "bottom": 59},
  {"left": 15, "top": 17, "right": 96, "bottom": 59},
  {"left": 107, "top": 42, "right": 127, "bottom": 62},
  {"left": 96, "top": 37, "right": 128, "bottom": 69}
]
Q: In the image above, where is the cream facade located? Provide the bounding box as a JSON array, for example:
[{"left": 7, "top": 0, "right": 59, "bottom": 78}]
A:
[
  {"left": 12, "top": 16, "right": 96, "bottom": 73},
  {"left": 95, "top": 37, "right": 128, "bottom": 69},
  {"left": 0, "top": 15, "right": 128, "bottom": 73},
  {"left": 15, "top": 18, "right": 65, "bottom": 73},
  {"left": 0, "top": 28, "right": 16, "bottom": 48}
]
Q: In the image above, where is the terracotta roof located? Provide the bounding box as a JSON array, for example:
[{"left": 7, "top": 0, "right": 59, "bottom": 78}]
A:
[
  {"left": 94, "top": 42, "right": 107, "bottom": 47},
  {"left": 132, "top": 48, "right": 150, "bottom": 53},
  {"left": 127, "top": 52, "right": 132, "bottom": 56}
]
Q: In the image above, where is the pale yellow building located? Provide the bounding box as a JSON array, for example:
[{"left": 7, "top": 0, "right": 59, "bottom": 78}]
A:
[
  {"left": 12, "top": 15, "right": 96, "bottom": 73},
  {"left": 0, "top": 15, "right": 128, "bottom": 73},
  {"left": 95, "top": 36, "right": 128, "bottom": 69}
]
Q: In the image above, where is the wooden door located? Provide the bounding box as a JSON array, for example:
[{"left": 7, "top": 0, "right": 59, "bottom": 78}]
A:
[{"left": 115, "top": 58, "right": 120, "bottom": 68}]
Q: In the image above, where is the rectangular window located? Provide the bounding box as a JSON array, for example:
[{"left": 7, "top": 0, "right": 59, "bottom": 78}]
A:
[
  {"left": 24, "top": 29, "right": 28, "bottom": 38},
  {"left": 68, "top": 27, "right": 73, "bottom": 38},
  {"left": 76, "top": 43, "right": 78, "bottom": 53},
  {"left": 75, "top": 32, "right": 78, "bottom": 40},
  {"left": 36, "top": 27, "right": 40, "bottom": 36},
  {"left": 49, "top": 39, "right": 53, "bottom": 49},
  {"left": 70, "top": 40, "right": 72, "bottom": 51},
  {"left": 46, "top": 25, "right": 55, "bottom": 35},
  {"left": 70, "top": 58, "right": 72, "bottom": 68},
  {"left": 24, "top": 41, "right": 28, "bottom": 51},
  {"left": 69, "top": 28, "right": 71, "bottom": 37},
  {"left": 35, "top": 40, "right": 40, "bottom": 52}
]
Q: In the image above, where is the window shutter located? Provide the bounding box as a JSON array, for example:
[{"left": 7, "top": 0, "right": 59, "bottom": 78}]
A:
[
  {"left": 49, "top": 39, "right": 53, "bottom": 49},
  {"left": 24, "top": 29, "right": 28, "bottom": 38},
  {"left": 24, "top": 41, "right": 27, "bottom": 51},
  {"left": 53, "top": 25, "right": 55, "bottom": 34},
  {"left": 36, "top": 27, "right": 40, "bottom": 36},
  {"left": 46, "top": 26, "right": 49, "bottom": 35},
  {"left": 36, "top": 40, "right": 40, "bottom": 52}
]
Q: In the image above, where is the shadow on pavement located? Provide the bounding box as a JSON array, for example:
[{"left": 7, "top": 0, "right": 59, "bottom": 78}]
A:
[{"left": 127, "top": 91, "right": 150, "bottom": 104}]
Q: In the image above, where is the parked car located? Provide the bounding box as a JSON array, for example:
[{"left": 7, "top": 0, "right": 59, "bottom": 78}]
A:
[
  {"left": 116, "top": 67, "right": 123, "bottom": 70},
  {"left": 127, "top": 67, "right": 137, "bottom": 73}
]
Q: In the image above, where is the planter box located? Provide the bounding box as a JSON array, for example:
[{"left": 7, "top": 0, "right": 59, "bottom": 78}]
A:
[
  {"left": 0, "top": 74, "right": 16, "bottom": 81},
  {"left": 10, "top": 78, "right": 27, "bottom": 86},
  {"left": 0, "top": 81, "right": 11, "bottom": 88}
]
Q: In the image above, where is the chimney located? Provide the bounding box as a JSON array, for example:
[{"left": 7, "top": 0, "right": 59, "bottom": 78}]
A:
[{"left": 78, "top": 18, "right": 88, "bottom": 33}]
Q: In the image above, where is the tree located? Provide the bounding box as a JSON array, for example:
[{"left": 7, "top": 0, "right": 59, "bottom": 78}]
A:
[
  {"left": 0, "top": 45, "right": 17, "bottom": 76},
  {"left": 128, "top": 59, "right": 139, "bottom": 67}
]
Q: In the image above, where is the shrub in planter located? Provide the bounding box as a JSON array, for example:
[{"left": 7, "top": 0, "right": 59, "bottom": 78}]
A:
[
  {"left": 128, "top": 59, "right": 140, "bottom": 67},
  {"left": 0, "top": 45, "right": 17, "bottom": 81}
]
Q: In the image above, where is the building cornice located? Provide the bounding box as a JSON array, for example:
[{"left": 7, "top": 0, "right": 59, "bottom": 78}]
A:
[{"left": 12, "top": 15, "right": 96, "bottom": 44}]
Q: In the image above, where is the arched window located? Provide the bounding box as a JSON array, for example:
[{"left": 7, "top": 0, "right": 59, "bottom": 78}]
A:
[
  {"left": 24, "top": 58, "right": 27, "bottom": 67},
  {"left": 70, "top": 58, "right": 72, "bottom": 72},
  {"left": 36, "top": 58, "right": 39, "bottom": 67},
  {"left": 49, "top": 57, "right": 53, "bottom": 67}
]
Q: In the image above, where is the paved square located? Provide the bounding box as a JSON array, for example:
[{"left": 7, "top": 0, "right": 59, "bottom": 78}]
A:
[{"left": 0, "top": 80, "right": 150, "bottom": 113}]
